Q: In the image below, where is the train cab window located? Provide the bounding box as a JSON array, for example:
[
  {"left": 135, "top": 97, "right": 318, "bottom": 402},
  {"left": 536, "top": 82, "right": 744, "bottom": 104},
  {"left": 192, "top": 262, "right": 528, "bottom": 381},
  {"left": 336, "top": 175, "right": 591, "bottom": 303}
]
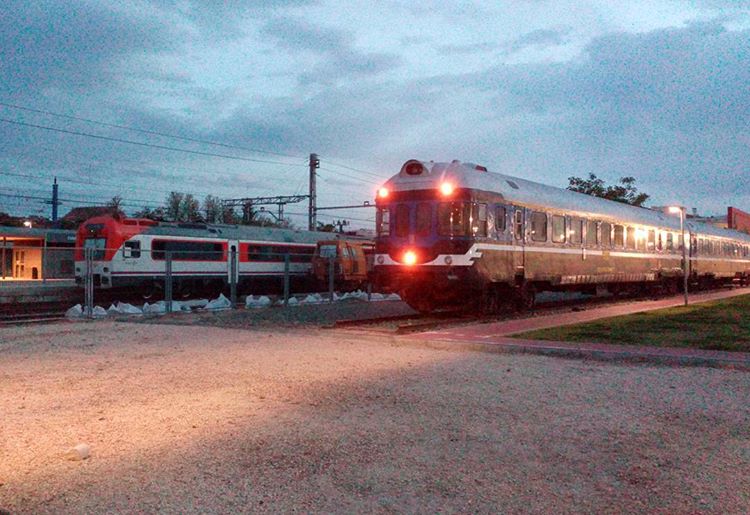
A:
[
  {"left": 495, "top": 206, "right": 507, "bottom": 232},
  {"left": 585, "top": 220, "right": 598, "bottom": 247},
  {"left": 123, "top": 240, "right": 141, "bottom": 258},
  {"left": 569, "top": 218, "right": 583, "bottom": 245},
  {"left": 601, "top": 222, "right": 611, "bottom": 247},
  {"left": 438, "top": 202, "right": 471, "bottom": 237},
  {"left": 83, "top": 238, "right": 106, "bottom": 260},
  {"left": 513, "top": 210, "right": 523, "bottom": 240},
  {"left": 530, "top": 212, "right": 547, "bottom": 242},
  {"left": 552, "top": 215, "right": 565, "bottom": 243},
  {"left": 376, "top": 207, "right": 390, "bottom": 237},
  {"left": 613, "top": 225, "right": 624, "bottom": 247},
  {"left": 666, "top": 233, "right": 674, "bottom": 252},
  {"left": 395, "top": 204, "right": 411, "bottom": 237},
  {"left": 625, "top": 227, "right": 636, "bottom": 250},
  {"left": 472, "top": 203, "right": 488, "bottom": 237},
  {"left": 647, "top": 230, "right": 656, "bottom": 252},
  {"left": 416, "top": 203, "right": 432, "bottom": 237}
]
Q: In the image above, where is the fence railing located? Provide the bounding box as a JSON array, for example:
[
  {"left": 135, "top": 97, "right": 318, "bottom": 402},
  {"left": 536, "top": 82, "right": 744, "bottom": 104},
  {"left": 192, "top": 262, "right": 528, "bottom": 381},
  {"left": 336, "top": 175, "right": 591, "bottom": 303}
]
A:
[{"left": 0, "top": 245, "right": 373, "bottom": 318}]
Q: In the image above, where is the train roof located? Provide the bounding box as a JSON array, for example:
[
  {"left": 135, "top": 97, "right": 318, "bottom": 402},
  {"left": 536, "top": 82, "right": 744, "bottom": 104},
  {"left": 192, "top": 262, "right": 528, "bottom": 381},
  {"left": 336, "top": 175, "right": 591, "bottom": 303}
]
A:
[{"left": 384, "top": 160, "right": 750, "bottom": 243}]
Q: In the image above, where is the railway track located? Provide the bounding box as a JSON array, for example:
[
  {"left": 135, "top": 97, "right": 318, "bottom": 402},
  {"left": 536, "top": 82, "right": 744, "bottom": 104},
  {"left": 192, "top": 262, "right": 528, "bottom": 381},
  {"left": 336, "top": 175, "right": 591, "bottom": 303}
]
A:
[{"left": 329, "top": 286, "right": 739, "bottom": 335}]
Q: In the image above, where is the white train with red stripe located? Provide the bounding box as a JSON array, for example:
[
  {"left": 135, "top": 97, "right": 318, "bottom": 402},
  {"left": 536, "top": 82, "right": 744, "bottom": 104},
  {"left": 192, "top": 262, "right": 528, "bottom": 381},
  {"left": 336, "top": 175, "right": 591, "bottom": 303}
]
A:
[
  {"left": 74, "top": 215, "right": 332, "bottom": 298},
  {"left": 373, "top": 159, "right": 750, "bottom": 313}
]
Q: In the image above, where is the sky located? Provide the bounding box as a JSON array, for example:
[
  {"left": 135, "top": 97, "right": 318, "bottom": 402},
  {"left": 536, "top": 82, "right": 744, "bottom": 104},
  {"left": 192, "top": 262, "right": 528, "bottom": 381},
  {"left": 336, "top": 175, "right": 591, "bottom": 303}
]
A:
[{"left": 1, "top": 0, "right": 748, "bottom": 228}]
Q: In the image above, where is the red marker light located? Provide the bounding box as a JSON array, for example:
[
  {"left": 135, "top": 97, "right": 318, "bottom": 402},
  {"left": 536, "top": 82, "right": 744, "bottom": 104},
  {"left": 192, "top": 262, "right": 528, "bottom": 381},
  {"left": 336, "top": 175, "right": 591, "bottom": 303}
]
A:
[
  {"left": 403, "top": 250, "right": 417, "bottom": 266},
  {"left": 378, "top": 187, "right": 389, "bottom": 199},
  {"left": 440, "top": 182, "right": 454, "bottom": 196}
]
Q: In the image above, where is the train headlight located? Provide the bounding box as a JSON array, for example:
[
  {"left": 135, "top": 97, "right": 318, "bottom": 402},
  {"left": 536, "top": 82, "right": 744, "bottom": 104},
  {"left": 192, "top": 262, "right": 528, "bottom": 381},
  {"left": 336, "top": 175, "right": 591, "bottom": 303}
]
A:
[
  {"left": 378, "top": 187, "right": 389, "bottom": 199},
  {"left": 439, "top": 182, "right": 454, "bottom": 196},
  {"left": 403, "top": 250, "right": 417, "bottom": 266}
]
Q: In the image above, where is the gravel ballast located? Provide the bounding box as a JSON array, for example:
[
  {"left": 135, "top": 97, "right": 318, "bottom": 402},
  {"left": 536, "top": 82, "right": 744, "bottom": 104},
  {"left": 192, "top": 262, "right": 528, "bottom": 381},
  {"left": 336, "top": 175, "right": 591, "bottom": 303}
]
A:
[{"left": 1, "top": 321, "right": 750, "bottom": 513}]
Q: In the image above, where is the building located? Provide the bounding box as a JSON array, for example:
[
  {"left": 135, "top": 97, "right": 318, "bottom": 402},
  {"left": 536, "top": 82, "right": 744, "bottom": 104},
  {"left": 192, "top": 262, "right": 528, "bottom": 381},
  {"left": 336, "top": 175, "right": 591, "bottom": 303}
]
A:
[{"left": 0, "top": 226, "right": 77, "bottom": 280}]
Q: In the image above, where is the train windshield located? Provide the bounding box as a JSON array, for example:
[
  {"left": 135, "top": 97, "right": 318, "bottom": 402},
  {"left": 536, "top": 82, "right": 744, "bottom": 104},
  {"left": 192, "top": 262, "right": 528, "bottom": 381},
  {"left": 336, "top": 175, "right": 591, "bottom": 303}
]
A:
[
  {"left": 83, "top": 238, "right": 106, "bottom": 260},
  {"left": 318, "top": 244, "right": 338, "bottom": 258},
  {"left": 438, "top": 202, "right": 471, "bottom": 236}
]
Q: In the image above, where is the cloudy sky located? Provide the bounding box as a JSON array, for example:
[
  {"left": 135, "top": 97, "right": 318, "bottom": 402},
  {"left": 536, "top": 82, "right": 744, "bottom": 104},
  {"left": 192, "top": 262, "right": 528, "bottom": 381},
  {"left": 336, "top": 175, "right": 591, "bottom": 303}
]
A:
[{"left": 1, "top": 0, "right": 748, "bottom": 228}]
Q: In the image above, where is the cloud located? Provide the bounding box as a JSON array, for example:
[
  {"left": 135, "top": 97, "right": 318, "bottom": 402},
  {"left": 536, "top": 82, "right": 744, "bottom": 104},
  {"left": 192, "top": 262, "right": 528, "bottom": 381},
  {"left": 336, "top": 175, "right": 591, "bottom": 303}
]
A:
[
  {"left": 506, "top": 27, "right": 572, "bottom": 54},
  {"left": 437, "top": 42, "right": 498, "bottom": 56}
]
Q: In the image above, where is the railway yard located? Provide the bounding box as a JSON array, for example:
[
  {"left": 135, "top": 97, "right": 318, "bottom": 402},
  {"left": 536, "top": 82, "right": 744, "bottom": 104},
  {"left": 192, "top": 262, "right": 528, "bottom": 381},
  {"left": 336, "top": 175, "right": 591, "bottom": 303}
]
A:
[{"left": 2, "top": 289, "right": 750, "bottom": 513}]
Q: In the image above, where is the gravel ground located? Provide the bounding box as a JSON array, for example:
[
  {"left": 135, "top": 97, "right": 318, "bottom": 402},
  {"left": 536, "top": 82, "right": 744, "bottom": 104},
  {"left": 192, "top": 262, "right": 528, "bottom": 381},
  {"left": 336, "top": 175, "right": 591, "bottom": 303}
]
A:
[
  {"left": 137, "top": 298, "right": 417, "bottom": 329},
  {"left": 1, "top": 321, "right": 750, "bottom": 513}
]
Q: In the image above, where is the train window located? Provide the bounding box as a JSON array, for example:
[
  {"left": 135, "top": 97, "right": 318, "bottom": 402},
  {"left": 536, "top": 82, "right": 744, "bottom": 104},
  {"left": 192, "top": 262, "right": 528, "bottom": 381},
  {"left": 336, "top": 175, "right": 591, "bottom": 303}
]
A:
[
  {"left": 513, "top": 210, "right": 523, "bottom": 240},
  {"left": 472, "top": 203, "right": 488, "bottom": 237},
  {"left": 290, "top": 246, "right": 315, "bottom": 263},
  {"left": 625, "top": 227, "right": 636, "bottom": 250},
  {"left": 395, "top": 204, "right": 411, "bottom": 237},
  {"left": 613, "top": 225, "right": 624, "bottom": 247},
  {"left": 530, "top": 212, "right": 547, "bottom": 242},
  {"left": 552, "top": 215, "right": 565, "bottom": 243},
  {"left": 495, "top": 206, "right": 507, "bottom": 232},
  {"left": 569, "top": 218, "right": 583, "bottom": 245},
  {"left": 83, "top": 238, "right": 106, "bottom": 260},
  {"left": 585, "top": 220, "right": 598, "bottom": 247},
  {"left": 153, "top": 240, "right": 223, "bottom": 261},
  {"left": 601, "top": 223, "right": 611, "bottom": 247},
  {"left": 416, "top": 203, "right": 432, "bottom": 237},
  {"left": 376, "top": 207, "right": 390, "bottom": 237},
  {"left": 647, "top": 230, "right": 656, "bottom": 252},
  {"left": 666, "top": 233, "right": 674, "bottom": 252},
  {"left": 123, "top": 241, "right": 141, "bottom": 259},
  {"left": 438, "top": 202, "right": 471, "bottom": 237}
]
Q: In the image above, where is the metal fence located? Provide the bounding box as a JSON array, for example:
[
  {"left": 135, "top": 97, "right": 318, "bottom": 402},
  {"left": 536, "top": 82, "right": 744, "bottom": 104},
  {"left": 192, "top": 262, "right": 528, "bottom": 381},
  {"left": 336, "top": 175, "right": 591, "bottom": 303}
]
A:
[{"left": 0, "top": 244, "right": 372, "bottom": 318}]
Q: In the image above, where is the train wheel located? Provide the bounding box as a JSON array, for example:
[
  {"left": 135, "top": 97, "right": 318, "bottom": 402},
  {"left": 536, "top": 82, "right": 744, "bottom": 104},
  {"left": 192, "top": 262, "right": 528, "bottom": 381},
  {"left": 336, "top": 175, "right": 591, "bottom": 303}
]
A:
[{"left": 141, "top": 281, "right": 162, "bottom": 301}]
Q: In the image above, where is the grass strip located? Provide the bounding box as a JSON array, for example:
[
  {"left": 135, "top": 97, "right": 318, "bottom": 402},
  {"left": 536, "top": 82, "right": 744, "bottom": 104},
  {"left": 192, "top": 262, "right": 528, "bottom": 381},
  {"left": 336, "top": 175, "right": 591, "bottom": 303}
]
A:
[{"left": 513, "top": 295, "right": 750, "bottom": 352}]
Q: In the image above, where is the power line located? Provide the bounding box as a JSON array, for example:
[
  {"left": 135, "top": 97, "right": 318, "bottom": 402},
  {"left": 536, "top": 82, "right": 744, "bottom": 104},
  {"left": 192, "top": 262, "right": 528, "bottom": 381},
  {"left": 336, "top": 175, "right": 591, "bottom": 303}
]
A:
[
  {"left": 0, "top": 117, "right": 305, "bottom": 167},
  {"left": 318, "top": 167, "right": 381, "bottom": 186},
  {"left": 0, "top": 101, "right": 305, "bottom": 161},
  {"left": 319, "top": 157, "right": 388, "bottom": 180}
]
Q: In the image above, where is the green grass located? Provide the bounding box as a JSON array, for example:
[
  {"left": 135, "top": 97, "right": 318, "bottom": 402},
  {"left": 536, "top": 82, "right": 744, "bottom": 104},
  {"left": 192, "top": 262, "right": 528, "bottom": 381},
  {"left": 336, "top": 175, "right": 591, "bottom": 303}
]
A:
[{"left": 514, "top": 294, "right": 750, "bottom": 352}]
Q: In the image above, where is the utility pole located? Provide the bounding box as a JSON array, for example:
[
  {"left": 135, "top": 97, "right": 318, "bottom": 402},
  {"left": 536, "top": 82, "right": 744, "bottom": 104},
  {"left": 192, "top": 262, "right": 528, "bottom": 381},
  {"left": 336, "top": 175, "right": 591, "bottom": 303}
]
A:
[
  {"left": 45, "top": 177, "right": 61, "bottom": 226},
  {"left": 309, "top": 153, "right": 319, "bottom": 231}
]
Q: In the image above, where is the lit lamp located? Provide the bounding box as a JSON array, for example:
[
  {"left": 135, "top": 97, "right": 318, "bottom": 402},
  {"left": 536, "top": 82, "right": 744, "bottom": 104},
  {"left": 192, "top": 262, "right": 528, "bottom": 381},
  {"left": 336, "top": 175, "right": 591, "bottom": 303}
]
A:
[
  {"left": 667, "top": 206, "right": 688, "bottom": 306},
  {"left": 23, "top": 220, "right": 32, "bottom": 228}
]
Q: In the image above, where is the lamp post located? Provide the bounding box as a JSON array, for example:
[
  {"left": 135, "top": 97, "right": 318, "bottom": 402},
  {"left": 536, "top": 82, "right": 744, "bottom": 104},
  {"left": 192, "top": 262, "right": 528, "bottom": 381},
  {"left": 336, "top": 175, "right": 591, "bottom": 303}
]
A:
[{"left": 668, "top": 206, "right": 688, "bottom": 306}]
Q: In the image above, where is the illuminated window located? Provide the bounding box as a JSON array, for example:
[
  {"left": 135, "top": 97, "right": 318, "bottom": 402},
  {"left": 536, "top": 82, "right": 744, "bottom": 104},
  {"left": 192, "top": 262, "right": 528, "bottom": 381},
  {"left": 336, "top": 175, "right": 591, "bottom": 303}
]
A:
[
  {"left": 438, "top": 202, "right": 471, "bottom": 236},
  {"left": 626, "top": 227, "right": 636, "bottom": 250},
  {"left": 613, "top": 225, "right": 624, "bottom": 247},
  {"left": 585, "top": 220, "right": 598, "bottom": 247},
  {"left": 530, "top": 211, "right": 547, "bottom": 242},
  {"left": 514, "top": 209, "right": 523, "bottom": 240},
  {"left": 648, "top": 230, "right": 656, "bottom": 252},
  {"left": 666, "top": 232, "right": 674, "bottom": 252},
  {"left": 472, "top": 203, "right": 488, "bottom": 237},
  {"left": 569, "top": 218, "right": 583, "bottom": 245},
  {"left": 552, "top": 215, "right": 565, "bottom": 243},
  {"left": 601, "top": 223, "right": 611, "bottom": 247}
]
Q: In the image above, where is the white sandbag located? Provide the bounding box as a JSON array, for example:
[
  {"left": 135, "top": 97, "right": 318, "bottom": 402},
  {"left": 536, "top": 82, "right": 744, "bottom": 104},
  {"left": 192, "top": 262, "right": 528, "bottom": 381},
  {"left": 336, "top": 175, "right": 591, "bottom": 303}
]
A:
[
  {"left": 245, "top": 295, "right": 271, "bottom": 308},
  {"left": 65, "top": 304, "right": 84, "bottom": 318},
  {"left": 143, "top": 301, "right": 166, "bottom": 314},
  {"left": 92, "top": 306, "right": 108, "bottom": 317},
  {"left": 302, "top": 293, "right": 324, "bottom": 304},
  {"left": 116, "top": 302, "right": 143, "bottom": 315},
  {"left": 205, "top": 293, "right": 232, "bottom": 310}
]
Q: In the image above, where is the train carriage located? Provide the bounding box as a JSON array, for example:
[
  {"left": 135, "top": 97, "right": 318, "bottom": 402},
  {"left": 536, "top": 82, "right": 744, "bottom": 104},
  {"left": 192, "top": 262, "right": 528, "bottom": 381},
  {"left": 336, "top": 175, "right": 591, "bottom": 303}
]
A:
[
  {"left": 74, "top": 215, "right": 334, "bottom": 298},
  {"left": 373, "top": 159, "right": 750, "bottom": 313}
]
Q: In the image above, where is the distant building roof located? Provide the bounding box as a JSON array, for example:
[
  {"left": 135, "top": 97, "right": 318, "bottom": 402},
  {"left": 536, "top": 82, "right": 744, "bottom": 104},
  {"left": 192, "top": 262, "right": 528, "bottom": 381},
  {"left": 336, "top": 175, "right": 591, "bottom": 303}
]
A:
[{"left": 62, "top": 206, "right": 117, "bottom": 223}]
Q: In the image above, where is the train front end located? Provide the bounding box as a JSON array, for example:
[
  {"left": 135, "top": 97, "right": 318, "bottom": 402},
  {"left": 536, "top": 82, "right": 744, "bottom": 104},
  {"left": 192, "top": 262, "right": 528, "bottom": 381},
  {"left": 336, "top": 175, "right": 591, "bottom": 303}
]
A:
[{"left": 373, "top": 160, "right": 493, "bottom": 313}]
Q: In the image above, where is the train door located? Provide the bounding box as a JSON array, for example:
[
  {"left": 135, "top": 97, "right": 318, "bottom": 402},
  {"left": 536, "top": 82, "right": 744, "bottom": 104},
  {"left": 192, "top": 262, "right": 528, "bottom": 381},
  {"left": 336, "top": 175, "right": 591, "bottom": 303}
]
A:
[
  {"left": 512, "top": 206, "right": 525, "bottom": 278},
  {"left": 227, "top": 240, "right": 240, "bottom": 285}
]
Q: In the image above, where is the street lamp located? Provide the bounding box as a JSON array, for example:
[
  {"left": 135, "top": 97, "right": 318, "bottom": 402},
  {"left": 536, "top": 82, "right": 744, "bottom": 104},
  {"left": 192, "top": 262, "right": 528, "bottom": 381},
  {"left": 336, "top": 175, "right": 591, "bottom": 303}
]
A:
[{"left": 668, "top": 206, "right": 688, "bottom": 306}]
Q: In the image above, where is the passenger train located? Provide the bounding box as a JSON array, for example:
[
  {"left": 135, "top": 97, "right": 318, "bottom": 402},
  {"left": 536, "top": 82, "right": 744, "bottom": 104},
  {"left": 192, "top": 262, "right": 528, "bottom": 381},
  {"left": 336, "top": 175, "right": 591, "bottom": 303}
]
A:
[
  {"left": 373, "top": 159, "right": 750, "bottom": 313},
  {"left": 74, "top": 215, "right": 332, "bottom": 298}
]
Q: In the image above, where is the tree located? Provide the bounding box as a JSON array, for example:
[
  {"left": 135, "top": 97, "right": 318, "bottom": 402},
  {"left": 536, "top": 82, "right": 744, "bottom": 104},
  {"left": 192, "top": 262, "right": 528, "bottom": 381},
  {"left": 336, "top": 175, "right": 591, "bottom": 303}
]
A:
[
  {"left": 567, "top": 173, "right": 649, "bottom": 207},
  {"left": 181, "top": 193, "right": 201, "bottom": 222},
  {"left": 165, "top": 192, "right": 184, "bottom": 221},
  {"left": 221, "top": 206, "right": 240, "bottom": 225},
  {"left": 106, "top": 195, "right": 125, "bottom": 218},
  {"left": 203, "top": 195, "right": 222, "bottom": 223},
  {"left": 133, "top": 206, "right": 166, "bottom": 221}
]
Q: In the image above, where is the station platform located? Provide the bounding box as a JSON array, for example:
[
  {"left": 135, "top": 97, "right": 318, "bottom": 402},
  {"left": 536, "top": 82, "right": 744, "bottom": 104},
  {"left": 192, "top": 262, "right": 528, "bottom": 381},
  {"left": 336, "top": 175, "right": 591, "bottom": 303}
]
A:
[{"left": 0, "top": 279, "right": 79, "bottom": 304}]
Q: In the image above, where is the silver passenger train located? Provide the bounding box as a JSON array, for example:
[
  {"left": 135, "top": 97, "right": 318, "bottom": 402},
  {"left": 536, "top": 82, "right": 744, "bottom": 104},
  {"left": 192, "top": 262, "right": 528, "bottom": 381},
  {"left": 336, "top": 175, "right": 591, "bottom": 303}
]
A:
[{"left": 372, "top": 159, "right": 750, "bottom": 313}]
